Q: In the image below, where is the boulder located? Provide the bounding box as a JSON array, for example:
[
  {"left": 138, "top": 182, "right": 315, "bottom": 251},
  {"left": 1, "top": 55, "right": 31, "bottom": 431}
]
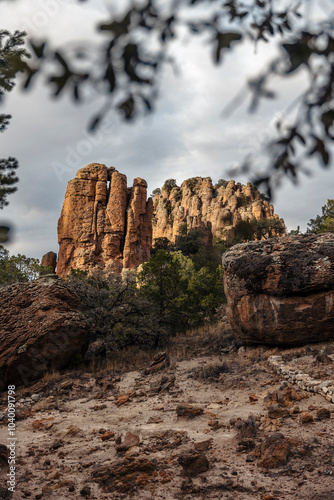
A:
[
  {"left": 0, "top": 275, "right": 89, "bottom": 389},
  {"left": 40, "top": 251, "right": 57, "bottom": 274},
  {"left": 222, "top": 233, "right": 334, "bottom": 345}
]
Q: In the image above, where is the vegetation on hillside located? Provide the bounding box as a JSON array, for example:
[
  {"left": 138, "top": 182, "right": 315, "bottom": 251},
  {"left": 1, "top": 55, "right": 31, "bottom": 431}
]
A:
[
  {"left": 307, "top": 199, "right": 334, "bottom": 234},
  {"left": 0, "top": 245, "right": 41, "bottom": 285}
]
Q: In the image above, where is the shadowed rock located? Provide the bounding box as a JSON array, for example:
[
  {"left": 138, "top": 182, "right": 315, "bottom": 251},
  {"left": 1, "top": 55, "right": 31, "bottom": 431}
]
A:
[
  {"left": 223, "top": 233, "right": 334, "bottom": 345},
  {"left": 178, "top": 450, "right": 209, "bottom": 476},
  {"left": 40, "top": 251, "right": 57, "bottom": 274},
  {"left": 0, "top": 276, "right": 89, "bottom": 389}
]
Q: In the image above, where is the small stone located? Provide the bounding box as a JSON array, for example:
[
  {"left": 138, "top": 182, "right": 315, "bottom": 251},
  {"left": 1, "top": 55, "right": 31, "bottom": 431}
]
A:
[
  {"left": 66, "top": 425, "right": 82, "bottom": 436},
  {"left": 176, "top": 404, "right": 204, "bottom": 419},
  {"left": 115, "top": 394, "right": 131, "bottom": 406},
  {"left": 194, "top": 440, "right": 213, "bottom": 452},
  {"left": 300, "top": 412, "right": 314, "bottom": 424},
  {"left": 80, "top": 485, "right": 91, "bottom": 497},
  {"left": 125, "top": 446, "right": 140, "bottom": 458},
  {"left": 147, "top": 416, "right": 163, "bottom": 424},
  {"left": 101, "top": 431, "right": 115, "bottom": 442},
  {"left": 116, "top": 432, "right": 140, "bottom": 453},
  {"left": 316, "top": 408, "right": 331, "bottom": 421},
  {"left": 256, "top": 433, "right": 290, "bottom": 469},
  {"left": 178, "top": 450, "right": 209, "bottom": 477}
]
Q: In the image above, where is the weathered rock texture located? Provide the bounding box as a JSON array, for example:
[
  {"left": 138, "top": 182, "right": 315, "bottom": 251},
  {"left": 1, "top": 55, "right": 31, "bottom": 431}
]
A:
[
  {"left": 40, "top": 251, "right": 57, "bottom": 274},
  {"left": 56, "top": 166, "right": 284, "bottom": 276},
  {"left": 0, "top": 275, "right": 89, "bottom": 389},
  {"left": 57, "top": 163, "right": 153, "bottom": 277},
  {"left": 222, "top": 233, "right": 334, "bottom": 345},
  {"left": 152, "top": 178, "right": 284, "bottom": 244}
]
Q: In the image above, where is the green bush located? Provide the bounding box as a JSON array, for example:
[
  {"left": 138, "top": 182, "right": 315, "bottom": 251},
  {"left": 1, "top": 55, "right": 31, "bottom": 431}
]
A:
[
  {"left": 185, "top": 177, "right": 199, "bottom": 192},
  {"left": 214, "top": 179, "right": 228, "bottom": 189},
  {"left": 138, "top": 249, "right": 225, "bottom": 332},
  {"left": 66, "top": 269, "right": 167, "bottom": 350},
  {"left": 162, "top": 178, "right": 177, "bottom": 194},
  {"left": 151, "top": 187, "right": 161, "bottom": 197},
  {"left": 0, "top": 246, "right": 41, "bottom": 286}
]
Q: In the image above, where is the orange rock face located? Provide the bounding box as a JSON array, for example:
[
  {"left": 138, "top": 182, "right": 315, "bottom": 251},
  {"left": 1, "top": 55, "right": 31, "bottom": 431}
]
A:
[
  {"left": 57, "top": 164, "right": 152, "bottom": 277},
  {"left": 40, "top": 251, "right": 57, "bottom": 274},
  {"left": 152, "top": 178, "right": 285, "bottom": 244},
  {"left": 56, "top": 167, "right": 285, "bottom": 277}
]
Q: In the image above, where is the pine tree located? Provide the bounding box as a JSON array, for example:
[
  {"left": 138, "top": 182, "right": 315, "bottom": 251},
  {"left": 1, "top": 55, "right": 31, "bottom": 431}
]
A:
[{"left": 0, "top": 29, "right": 30, "bottom": 210}]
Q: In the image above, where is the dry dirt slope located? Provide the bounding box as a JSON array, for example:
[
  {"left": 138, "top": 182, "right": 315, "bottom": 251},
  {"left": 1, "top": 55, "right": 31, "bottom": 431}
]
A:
[{"left": 0, "top": 332, "right": 334, "bottom": 500}]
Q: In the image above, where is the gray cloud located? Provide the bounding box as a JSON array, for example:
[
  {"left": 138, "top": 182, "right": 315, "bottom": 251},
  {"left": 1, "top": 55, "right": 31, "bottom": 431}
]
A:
[{"left": 1, "top": 0, "right": 334, "bottom": 259}]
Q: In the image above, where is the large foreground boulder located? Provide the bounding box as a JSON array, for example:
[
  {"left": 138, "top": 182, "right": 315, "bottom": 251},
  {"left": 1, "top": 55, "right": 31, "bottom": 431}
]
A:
[
  {"left": 0, "top": 275, "right": 89, "bottom": 390},
  {"left": 222, "top": 233, "right": 334, "bottom": 345}
]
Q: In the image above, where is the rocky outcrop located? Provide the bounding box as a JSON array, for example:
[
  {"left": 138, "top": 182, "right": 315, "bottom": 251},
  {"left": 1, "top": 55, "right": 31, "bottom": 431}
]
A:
[
  {"left": 56, "top": 165, "right": 284, "bottom": 276},
  {"left": 57, "top": 163, "right": 152, "bottom": 277},
  {"left": 222, "top": 233, "right": 334, "bottom": 345},
  {"left": 40, "top": 251, "right": 57, "bottom": 274},
  {"left": 0, "top": 275, "right": 89, "bottom": 389},
  {"left": 152, "top": 178, "right": 284, "bottom": 244}
]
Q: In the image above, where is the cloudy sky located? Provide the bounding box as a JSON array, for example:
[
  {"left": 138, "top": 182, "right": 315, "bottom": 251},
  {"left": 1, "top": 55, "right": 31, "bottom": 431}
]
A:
[{"left": 1, "top": 0, "right": 333, "bottom": 259}]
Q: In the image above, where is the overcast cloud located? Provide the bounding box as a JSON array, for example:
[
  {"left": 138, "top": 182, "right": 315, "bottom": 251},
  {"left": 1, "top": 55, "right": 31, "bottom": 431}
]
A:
[{"left": 1, "top": 0, "right": 334, "bottom": 259}]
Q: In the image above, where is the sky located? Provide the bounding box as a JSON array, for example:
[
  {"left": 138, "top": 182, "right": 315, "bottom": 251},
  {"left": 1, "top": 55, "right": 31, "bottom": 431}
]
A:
[{"left": 1, "top": 0, "right": 334, "bottom": 259}]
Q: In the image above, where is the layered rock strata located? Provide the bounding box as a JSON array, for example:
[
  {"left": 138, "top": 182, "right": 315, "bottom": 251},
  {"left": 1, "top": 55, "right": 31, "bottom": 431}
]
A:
[
  {"left": 0, "top": 275, "right": 89, "bottom": 389},
  {"left": 152, "top": 178, "right": 284, "bottom": 244},
  {"left": 57, "top": 163, "right": 153, "bottom": 277},
  {"left": 222, "top": 233, "right": 334, "bottom": 345}
]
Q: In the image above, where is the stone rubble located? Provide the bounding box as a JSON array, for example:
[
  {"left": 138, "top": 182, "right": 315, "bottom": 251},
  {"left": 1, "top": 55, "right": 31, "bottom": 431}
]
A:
[{"left": 268, "top": 355, "right": 334, "bottom": 404}]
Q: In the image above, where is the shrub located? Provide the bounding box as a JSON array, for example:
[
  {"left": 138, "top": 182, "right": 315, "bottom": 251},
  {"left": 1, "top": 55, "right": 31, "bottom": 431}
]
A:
[
  {"left": 174, "top": 189, "right": 182, "bottom": 202},
  {"left": 190, "top": 362, "right": 231, "bottom": 380},
  {"left": 185, "top": 177, "right": 199, "bottom": 192},
  {"left": 235, "top": 415, "right": 259, "bottom": 440},
  {"left": 0, "top": 246, "right": 41, "bottom": 285},
  {"left": 214, "top": 178, "right": 228, "bottom": 189},
  {"left": 151, "top": 187, "right": 161, "bottom": 197},
  {"left": 66, "top": 269, "right": 166, "bottom": 351},
  {"left": 162, "top": 178, "right": 177, "bottom": 194}
]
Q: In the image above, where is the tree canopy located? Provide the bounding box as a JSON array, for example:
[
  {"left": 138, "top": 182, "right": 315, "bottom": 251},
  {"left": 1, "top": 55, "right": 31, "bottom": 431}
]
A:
[
  {"left": 0, "top": 29, "right": 30, "bottom": 209},
  {"left": 6, "top": 0, "right": 331, "bottom": 198},
  {"left": 307, "top": 199, "right": 334, "bottom": 234}
]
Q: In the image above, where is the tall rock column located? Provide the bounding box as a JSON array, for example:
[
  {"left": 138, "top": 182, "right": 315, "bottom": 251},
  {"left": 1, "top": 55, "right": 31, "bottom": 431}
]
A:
[
  {"left": 123, "top": 178, "right": 153, "bottom": 268},
  {"left": 57, "top": 163, "right": 153, "bottom": 277}
]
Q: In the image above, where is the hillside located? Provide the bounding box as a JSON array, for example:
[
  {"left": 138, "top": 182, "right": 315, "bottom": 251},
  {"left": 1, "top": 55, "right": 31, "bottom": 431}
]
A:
[{"left": 0, "top": 326, "right": 333, "bottom": 499}]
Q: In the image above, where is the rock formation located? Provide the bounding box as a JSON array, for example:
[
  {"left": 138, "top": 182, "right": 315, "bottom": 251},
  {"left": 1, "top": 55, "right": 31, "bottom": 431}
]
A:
[
  {"left": 222, "top": 233, "right": 334, "bottom": 345},
  {"left": 40, "top": 251, "right": 57, "bottom": 274},
  {"left": 0, "top": 275, "right": 89, "bottom": 389},
  {"left": 57, "top": 163, "right": 153, "bottom": 277},
  {"left": 152, "top": 178, "right": 285, "bottom": 244},
  {"left": 55, "top": 165, "right": 284, "bottom": 276}
]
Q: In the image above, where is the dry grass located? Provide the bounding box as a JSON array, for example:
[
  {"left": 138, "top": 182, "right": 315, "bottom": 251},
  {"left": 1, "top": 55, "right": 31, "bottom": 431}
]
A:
[
  {"left": 42, "top": 370, "right": 61, "bottom": 383},
  {"left": 190, "top": 361, "right": 232, "bottom": 381},
  {"left": 86, "top": 320, "right": 235, "bottom": 375}
]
